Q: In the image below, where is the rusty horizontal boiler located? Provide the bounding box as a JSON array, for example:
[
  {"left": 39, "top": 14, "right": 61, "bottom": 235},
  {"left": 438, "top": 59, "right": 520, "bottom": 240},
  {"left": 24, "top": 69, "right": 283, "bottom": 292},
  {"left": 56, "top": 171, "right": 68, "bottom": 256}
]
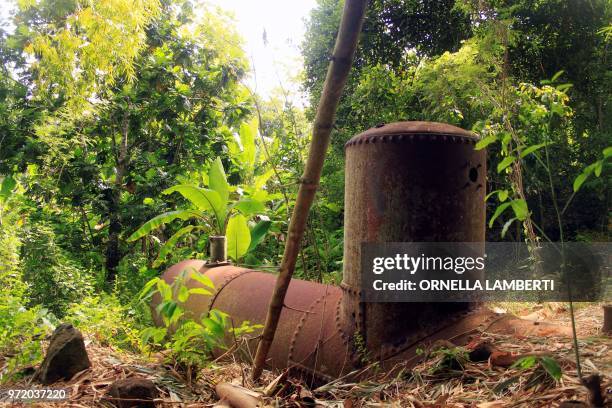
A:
[{"left": 156, "top": 121, "right": 505, "bottom": 380}]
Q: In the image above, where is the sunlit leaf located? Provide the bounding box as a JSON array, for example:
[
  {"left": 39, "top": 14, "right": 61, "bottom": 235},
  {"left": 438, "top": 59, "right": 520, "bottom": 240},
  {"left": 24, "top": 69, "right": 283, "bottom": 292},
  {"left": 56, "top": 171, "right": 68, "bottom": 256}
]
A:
[
  {"left": 234, "top": 198, "right": 265, "bottom": 216},
  {"left": 137, "top": 277, "right": 160, "bottom": 301},
  {"left": 475, "top": 135, "right": 497, "bottom": 150},
  {"left": 0, "top": 176, "right": 16, "bottom": 202},
  {"left": 520, "top": 142, "right": 551, "bottom": 159},
  {"left": 127, "top": 210, "right": 200, "bottom": 241},
  {"left": 594, "top": 160, "right": 603, "bottom": 177},
  {"left": 497, "top": 156, "right": 516, "bottom": 173},
  {"left": 239, "top": 118, "right": 258, "bottom": 169},
  {"left": 512, "top": 355, "right": 537, "bottom": 369},
  {"left": 226, "top": 214, "right": 251, "bottom": 260},
  {"left": 188, "top": 288, "right": 212, "bottom": 296},
  {"left": 163, "top": 185, "right": 225, "bottom": 232},
  {"left": 191, "top": 272, "right": 215, "bottom": 290},
  {"left": 209, "top": 157, "right": 229, "bottom": 205},
  {"left": 177, "top": 285, "right": 189, "bottom": 302}
]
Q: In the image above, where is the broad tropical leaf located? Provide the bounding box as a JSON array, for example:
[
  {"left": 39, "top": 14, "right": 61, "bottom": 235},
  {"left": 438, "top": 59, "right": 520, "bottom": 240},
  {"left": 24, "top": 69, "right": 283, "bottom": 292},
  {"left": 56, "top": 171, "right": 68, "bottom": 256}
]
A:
[
  {"left": 239, "top": 118, "right": 257, "bottom": 169},
  {"left": 164, "top": 185, "right": 226, "bottom": 232},
  {"left": 209, "top": 157, "right": 229, "bottom": 205},
  {"left": 234, "top": 198, "right": 266, "bottom": 216},
  {"left": 226, "top": 214, "right": 251, "bottom": 260},
  {"left": 127, "top": 210, "right": 201, "bottom": 241}
]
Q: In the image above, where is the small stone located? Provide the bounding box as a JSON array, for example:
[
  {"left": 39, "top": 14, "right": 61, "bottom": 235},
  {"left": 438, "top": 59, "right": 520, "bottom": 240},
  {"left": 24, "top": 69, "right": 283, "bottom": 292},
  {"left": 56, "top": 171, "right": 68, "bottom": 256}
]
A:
[
  {"left": 36, "top": 323, "right": 91, "bottom": 384},
  {"left": 107, "top": 377, "right": 157, "bottom": 408}
]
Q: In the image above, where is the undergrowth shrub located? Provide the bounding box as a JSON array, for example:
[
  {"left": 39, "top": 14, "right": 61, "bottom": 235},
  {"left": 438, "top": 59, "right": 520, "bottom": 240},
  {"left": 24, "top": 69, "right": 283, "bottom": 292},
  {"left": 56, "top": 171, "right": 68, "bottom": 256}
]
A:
[
  {"left": 0, "top": 298, "right": 57, "bottom": 383},
  {"left": 66, "top": 295, "right": 141, "bottom": 352},
  {"left": 0, "top": 182, "right": 57, "bottom": 382},
  {"left": 114, "top": 252, "right": 158, "bottom": 305},
  {"left": 21, "top": 223, "right": 94, "bottom": 317},
  {"left": 138, "top": 270, "right": 261, "bottom": 380}
]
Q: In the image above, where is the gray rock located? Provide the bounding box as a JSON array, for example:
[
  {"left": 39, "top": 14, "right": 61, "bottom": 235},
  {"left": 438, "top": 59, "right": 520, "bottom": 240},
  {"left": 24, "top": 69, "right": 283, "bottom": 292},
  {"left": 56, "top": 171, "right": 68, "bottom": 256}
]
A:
[{"left": 35, "top": 323, "right": 91, "bottom": 384}]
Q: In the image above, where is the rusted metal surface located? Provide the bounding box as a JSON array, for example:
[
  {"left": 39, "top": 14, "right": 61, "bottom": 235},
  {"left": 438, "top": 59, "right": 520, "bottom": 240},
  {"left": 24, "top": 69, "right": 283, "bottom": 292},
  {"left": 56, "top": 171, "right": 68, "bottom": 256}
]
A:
[
  {"left": 341, "top": 121, "right": 486, "bottom": 355},
  {"left": 155, "top": 262, "right": 351, "bottom": 378},
  {"left": 155, "top": 121, "right": 496, "bottom": 380}
]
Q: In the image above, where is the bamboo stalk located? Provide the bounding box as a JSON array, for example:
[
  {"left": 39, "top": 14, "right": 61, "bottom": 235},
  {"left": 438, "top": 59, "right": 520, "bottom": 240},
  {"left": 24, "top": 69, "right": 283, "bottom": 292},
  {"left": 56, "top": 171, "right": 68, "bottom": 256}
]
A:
[{"left": 251, "top": 0, "right": 368, "bottom": 381}]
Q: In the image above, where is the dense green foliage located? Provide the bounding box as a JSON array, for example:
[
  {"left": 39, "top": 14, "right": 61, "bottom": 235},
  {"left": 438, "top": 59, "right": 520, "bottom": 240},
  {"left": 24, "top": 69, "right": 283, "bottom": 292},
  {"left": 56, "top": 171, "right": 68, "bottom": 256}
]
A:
[
  {"left": 0, "top": 0, "right": 609, "bottom": 383},
  {"left": 302, "top": 0, "right": 611, "bottom": 243}
]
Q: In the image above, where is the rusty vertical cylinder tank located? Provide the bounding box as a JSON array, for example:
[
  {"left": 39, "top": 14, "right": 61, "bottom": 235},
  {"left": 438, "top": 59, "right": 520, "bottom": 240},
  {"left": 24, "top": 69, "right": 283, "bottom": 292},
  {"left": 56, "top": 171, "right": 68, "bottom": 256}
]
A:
[{"left": 341, "top": 121, "right": 486, "bottom": 357}]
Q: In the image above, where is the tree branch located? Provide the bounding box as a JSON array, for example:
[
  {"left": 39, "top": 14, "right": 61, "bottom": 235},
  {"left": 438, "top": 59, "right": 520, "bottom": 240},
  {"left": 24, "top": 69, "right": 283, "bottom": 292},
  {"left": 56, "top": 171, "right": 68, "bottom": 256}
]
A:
[{"left": 251, "top": 0, "right": 368, "bottom": 381}]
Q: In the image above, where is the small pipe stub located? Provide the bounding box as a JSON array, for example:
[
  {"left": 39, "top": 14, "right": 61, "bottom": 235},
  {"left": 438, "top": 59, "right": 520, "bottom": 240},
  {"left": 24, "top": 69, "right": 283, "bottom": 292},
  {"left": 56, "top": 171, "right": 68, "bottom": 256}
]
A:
[{"left": 208, "top": 235, "right": 229, "bottom": 266}]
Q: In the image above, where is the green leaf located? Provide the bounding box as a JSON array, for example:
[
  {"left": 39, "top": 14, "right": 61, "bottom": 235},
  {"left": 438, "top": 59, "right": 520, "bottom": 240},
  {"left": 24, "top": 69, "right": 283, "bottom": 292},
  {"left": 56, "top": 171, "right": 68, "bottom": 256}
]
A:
[
  {"left": 573, "top": 163, "right": 596, "bottom": 192},
  {"left": 489, "top": 202, "right": 511, "bottom": 228},
  {"left": 594, "top": 160, "right": 603, "bottom": 177},
  {"left": 248, "top": 220, "right": 271, "bottom": 252},
  {"left": 164, "top": 185, "right": 225, "bottom": 232},
  {"left": 501, "top": 217, "right": 517, "bottom": 238},
  {"left": 0, "top": 176, "right": 16, "bottom": 201},
  {"left": 520, "top": 143, "right": 550, "bottom": 159},
  {"left": 202, "top": 317, "right": 225, "bottom": 338},
  {"left": 485, "top": 189, "right": 501, "bottom": 202},
  {"left": 127, "top": 210, "right": 200, "bottom": 241},
  {"left": 153, "top": 225, "right": 200, "bottom": 267},
  {"left": 226, "top": 214, "right": 251, "bottom": 261},
  {"left": 510, "top": 199, "right": 529, "bottom": 221},
  {"left": 137, "top": 277, "right": 160, "bottom": 301},
  {"left": 191, "top": 272, "right": 215, "bottom": 290},
  {"left": 143, "top": 197, "right": 154, "bottom": 205},
  {"left": 239, "top": 118, "right": 258, "bottom": 168},
  {"left": 539, "top": 356, "right": 562, "bottom": 381},
  {"left": 550, "top": 70, "right": 564, "bottom": 83},
  {"left": 254, "top": 169, "right": 274, "bottom": 189},
  {"left": 234, "top": 198, "right": 265, "bottom": 216},
  {"left": 188, "top": 287, "right": 212, "bottom": 296},
  {"left": 603, "top": 146, "right": 612, "bottom": 159},
  {"left": 497, "top": 156, "right": 516, "bottom": 173},
  {"left": 158, "top": 300, "right": 177, "bottom": 319},
  {"left": 156, "top": 280, "right": 172, "bottom": 301},
  {"left": 140, "top": 327, "right": 166, "bottom": 345},
  {"left": 498, "top": 190, "right": 509, "bottom": 202},
  {"left": 512, "top": 355, "right": 537, "bottom": 370},
  {"left": 475, "top": 135, "right": 497, "bottom": 150},
  {"left": 209, "top": 157, "right": 229, "bottom": 205},
  {"left": 177, "top": 285, "right": 189, "bottom": 302}
]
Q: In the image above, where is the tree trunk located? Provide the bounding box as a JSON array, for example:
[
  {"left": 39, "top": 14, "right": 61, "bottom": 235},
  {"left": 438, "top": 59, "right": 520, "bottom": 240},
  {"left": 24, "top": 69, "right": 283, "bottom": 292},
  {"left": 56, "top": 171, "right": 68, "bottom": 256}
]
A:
[
  {"left": 106, "top": 112, "right": 130, "bottom": 284},
  {"left": 251, "top": 0, "right": 368, "bottom": 381}
]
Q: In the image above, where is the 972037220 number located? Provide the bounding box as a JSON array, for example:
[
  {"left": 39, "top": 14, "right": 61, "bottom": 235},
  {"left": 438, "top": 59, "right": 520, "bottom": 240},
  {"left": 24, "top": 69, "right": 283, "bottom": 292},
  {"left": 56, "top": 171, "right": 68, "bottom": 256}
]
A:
[{"left": 0, "top": 387, "right": 69, "bottom": 402}]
